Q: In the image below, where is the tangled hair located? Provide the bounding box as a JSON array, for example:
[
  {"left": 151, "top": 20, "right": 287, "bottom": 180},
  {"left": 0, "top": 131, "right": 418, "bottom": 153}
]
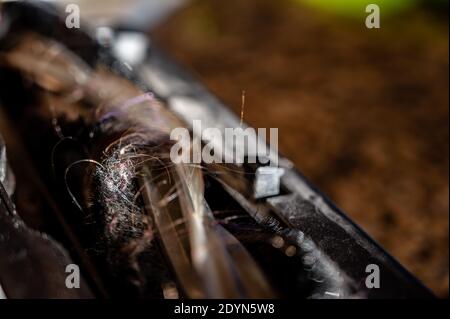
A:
[{"left": 84, "top": 129, "right": 176, "bottom": 292}]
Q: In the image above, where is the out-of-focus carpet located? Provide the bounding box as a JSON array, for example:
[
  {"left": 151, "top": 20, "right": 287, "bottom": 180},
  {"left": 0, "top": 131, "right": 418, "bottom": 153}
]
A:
[{"left": 153, "top": 0, "right": 449, "bottom": 296}]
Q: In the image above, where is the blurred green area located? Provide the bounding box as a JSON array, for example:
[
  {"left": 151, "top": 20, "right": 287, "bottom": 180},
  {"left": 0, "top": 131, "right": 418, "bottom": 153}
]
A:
[{"left": 296, "top": 0, "right": 415, "bottom": 17}]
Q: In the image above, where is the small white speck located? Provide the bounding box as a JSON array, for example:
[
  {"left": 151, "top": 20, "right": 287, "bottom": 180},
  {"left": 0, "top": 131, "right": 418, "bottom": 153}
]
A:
[{"left": 0, "top": 284, "right": 7, "bottom": 299}]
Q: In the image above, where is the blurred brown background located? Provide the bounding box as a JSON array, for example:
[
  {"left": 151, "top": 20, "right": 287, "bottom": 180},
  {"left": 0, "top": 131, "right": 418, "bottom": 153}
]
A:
[{"left": 151, "top": 0, "right": 449, "bottom": 296}]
